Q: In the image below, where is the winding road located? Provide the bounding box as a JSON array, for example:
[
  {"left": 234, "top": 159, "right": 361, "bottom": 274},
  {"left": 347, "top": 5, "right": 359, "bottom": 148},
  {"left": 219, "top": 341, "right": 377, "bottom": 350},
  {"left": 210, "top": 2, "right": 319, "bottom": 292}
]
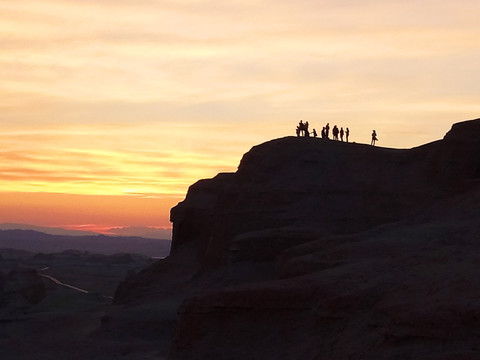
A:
[
  {"left": 39, "top": 273, "right": 90, "bottom": 294},
  {"left": 38, "top": 267, "right": 113, "bottom": 299}
]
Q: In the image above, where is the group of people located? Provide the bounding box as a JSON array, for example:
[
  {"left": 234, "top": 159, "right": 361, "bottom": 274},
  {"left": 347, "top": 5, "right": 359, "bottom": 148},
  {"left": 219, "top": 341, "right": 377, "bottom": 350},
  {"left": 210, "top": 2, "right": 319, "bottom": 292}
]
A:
[
  {"left": 327, "top": 123, "right": 349, "bottom": 142},
  {"left": 296, "top": 121, "right": 350, "bottom": 142},
  {"left": 295, "top": 120, "right": 378, "bottom": 146}
]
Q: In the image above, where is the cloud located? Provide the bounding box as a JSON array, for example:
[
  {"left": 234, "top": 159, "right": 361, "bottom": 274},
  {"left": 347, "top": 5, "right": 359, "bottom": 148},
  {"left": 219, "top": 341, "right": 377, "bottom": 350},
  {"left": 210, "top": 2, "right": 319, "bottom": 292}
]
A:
[
  {"left": 0, "top": 119, "right": 243, "bottom": 197},
  {"left": 1, "top": 0, "right": 480, "bottom": 198},
  {"left": 2, "top": 0, "right": 480, "bottom": 108}
]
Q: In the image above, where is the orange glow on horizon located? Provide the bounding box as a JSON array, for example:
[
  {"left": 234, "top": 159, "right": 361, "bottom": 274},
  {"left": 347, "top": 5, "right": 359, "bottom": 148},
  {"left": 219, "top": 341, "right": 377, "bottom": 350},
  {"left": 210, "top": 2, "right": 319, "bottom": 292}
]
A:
[
  {"left": 58, "top": 223, "right": 172, "bottom": 236},
  {"left": 0, "top": 191, "right": 181, "bottom": 232}
]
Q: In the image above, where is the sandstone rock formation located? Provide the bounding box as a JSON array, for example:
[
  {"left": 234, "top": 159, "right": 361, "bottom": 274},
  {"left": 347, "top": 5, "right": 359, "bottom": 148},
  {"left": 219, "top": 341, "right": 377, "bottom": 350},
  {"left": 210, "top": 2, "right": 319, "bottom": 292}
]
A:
[{"left": 113, "top": 118, "right": 480, "bottom": 359}]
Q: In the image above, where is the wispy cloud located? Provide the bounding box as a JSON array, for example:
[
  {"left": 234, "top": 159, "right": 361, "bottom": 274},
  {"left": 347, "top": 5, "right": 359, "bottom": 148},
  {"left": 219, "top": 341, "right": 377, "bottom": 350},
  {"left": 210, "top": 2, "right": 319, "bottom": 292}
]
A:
[{"left": 0, "top": 121, "right": 242, "bottom": 196}]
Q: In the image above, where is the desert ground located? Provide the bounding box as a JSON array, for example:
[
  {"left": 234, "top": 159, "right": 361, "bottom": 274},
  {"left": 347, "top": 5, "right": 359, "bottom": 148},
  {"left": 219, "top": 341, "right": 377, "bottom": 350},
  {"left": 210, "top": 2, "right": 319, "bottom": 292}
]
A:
[{"left": 0, "top": 249, "right": 165, "bottom": 359}]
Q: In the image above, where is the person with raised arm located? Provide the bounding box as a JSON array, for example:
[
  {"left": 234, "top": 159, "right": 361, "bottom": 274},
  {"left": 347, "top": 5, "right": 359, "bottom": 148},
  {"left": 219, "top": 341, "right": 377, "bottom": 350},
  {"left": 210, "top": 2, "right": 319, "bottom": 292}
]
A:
[{"left": 371, "top": 130, "right": 378, "bottom": 146}]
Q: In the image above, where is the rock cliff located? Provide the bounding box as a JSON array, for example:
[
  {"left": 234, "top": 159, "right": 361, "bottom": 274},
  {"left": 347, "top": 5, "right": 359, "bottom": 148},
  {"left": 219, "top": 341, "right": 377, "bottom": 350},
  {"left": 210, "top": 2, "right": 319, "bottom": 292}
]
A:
[{"left": 112, "top": 118, "right": 480, "bottom": 359}]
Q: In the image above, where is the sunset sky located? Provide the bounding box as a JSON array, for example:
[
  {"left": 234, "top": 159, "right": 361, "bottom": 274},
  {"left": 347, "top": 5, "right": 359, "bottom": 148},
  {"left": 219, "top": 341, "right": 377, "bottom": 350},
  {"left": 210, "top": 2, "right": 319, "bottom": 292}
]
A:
[{"left": 1, "top": 0, "right": 480, "bottom": 237}]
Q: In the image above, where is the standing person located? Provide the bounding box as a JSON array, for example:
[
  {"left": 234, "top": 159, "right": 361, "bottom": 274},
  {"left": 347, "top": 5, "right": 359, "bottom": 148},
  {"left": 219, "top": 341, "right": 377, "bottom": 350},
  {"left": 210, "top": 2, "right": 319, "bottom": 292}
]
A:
[
  {"left": 346, "top": 128, "right": 350, "bottom": 142},
  {"left": 325, "top": 123, "right": 330, "bottom": 139},
  {"left": 340, "top": 127, "right": 344, "bottom": 141},
  {"left": 321, "top": 127, "right": 326, "bottom": 139},
  {"left": 312, "top": 128, "right": 317, "bottom": 137},
  {"left": 298, "top": 120, "right": 304, "bottom": 136},
  {"left": 332, "top": 125, "right": 339, "bottom": 140},
  {"left": 371, "top": 130, "right": 378, "bottom": 146}
]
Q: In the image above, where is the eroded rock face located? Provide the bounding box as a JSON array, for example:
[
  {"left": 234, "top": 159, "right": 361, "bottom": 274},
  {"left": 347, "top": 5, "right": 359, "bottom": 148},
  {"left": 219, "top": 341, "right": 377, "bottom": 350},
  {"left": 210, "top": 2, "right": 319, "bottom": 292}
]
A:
[
  {"left": 170, "top": 119, "right": 480, "bottom": 269},
  {"left": 172, "top": 186, "right": 480, "bottom": 359},
  {"left": 114, "top": 118, "right": 480, "bottom": 359},
  {"left": 433, "top": 120, "right": 480, "bottom": 184}
]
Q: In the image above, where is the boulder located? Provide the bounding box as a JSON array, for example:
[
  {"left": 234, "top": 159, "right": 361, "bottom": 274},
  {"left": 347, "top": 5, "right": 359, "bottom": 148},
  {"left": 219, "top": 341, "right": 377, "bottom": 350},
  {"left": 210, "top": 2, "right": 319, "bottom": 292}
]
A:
[{"left": 0, "top": 269, "right": 46, "bottom": 314}]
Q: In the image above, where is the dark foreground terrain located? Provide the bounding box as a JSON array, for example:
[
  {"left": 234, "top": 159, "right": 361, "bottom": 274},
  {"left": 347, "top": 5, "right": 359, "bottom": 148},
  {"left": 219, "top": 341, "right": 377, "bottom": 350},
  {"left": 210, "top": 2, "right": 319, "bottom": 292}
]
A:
[
  {"left": 0, "top": 249, "right": 161, "bottom": 359},
  {"left": 2, "top": 118, "right": 480, "bottom": 359}
]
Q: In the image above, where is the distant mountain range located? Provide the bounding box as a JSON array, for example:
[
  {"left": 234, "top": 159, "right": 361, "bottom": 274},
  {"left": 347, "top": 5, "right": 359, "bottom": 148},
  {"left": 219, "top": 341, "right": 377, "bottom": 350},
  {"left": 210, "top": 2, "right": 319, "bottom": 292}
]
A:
[
  {"left": 0, "top": 223, "right": 172, "bottom": 240},
  {"left": 0, "top": 228, "right": 171, "bottom": 258},
  {"left": 0, "top": 223, "right": 99, "bottom": 236}
]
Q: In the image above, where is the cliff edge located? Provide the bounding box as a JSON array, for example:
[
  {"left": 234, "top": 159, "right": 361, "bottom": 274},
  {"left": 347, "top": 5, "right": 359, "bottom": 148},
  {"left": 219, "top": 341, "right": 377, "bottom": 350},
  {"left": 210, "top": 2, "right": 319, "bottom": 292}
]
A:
[{"left": 112, "top": 118, "right": 480, "bottom": 360}]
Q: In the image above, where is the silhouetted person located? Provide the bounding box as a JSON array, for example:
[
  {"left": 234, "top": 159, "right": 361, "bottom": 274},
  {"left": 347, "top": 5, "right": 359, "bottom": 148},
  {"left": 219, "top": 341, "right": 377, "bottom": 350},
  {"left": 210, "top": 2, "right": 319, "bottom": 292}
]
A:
[
  {"left": 371, "top": 130, "right": 378, "bottom": 146},
  {"left": 325, "top": 123, "right": 330, "bottom": 139},
  {"left": 332, "top": 125, "right": 339, "bottom": 140},
  {"left": 340, "top": 127, "right": 344, "bottom": 141},
  {"left": 312, "top": 128, "right": 317, "bottom": 137},
  {"left": 297, "top": 120, "right": 314, "bottom": 137},
  {"left": 321, "top": 127, "right": 326, "bottom": 138},
  {"left": 346, "top": 127, "right": 350, "bottom": 142}
]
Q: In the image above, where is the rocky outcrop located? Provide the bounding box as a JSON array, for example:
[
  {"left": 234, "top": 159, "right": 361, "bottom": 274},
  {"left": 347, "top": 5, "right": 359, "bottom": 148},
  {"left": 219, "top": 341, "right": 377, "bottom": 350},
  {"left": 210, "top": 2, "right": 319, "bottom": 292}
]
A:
[
  {"left": 113, "top": 118, "right": 480, "bottom": 359},
  {"left": 0, "top": 269, "right": 46, "bottom": 315},
  {"left": 170, "top": 119, "right": 479, "bottom": 269},
  {"left": 173, "top": 186, "right": 480, "bottom": 359}
]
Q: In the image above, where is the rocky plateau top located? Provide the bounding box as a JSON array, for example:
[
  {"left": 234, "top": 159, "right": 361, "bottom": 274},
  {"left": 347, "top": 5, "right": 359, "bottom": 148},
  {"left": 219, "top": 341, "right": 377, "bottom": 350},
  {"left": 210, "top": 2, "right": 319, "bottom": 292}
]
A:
[{"left": 111, "top": 118, "right": 480, "bottom": 360}]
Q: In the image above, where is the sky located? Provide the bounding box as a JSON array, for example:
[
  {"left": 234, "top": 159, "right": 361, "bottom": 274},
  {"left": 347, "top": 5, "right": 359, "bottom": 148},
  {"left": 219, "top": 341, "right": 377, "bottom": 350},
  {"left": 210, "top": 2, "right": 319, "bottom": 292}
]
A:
[{"left": 1, "top": 0, "right": 480, "bottom": 237}]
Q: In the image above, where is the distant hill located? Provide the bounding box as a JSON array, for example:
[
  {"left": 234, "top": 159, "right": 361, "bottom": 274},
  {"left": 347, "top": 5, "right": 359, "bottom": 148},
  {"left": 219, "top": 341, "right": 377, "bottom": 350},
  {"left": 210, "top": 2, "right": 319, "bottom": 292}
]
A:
[
  {"left": 0, "top": 229, "right": 171, "bottom": 258},
  {"left": 106, "top": 226, "right": 172, "bottom": 239},
  {"left": 0, "top": 223, "right": 172, "bottom": 240},
  {"left": 0, "top": 223, "right": 98, "bottom": 236}
]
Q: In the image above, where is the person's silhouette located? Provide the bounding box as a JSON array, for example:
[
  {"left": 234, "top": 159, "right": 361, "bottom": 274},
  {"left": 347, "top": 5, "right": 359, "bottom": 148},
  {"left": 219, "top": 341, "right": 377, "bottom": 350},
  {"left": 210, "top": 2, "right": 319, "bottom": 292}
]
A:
[
  {"left": 325, "top": 123, "right": 330, "bottom": 139},
  {"left": 346, "top": 128, "right": 350, "bottom": 142},
  {"left": 371, "top": 130, "right": 378, "bottom": 146},
  {"left": 332, "top": 125, "right": 339, "bottom": 140},
  {"left": 340, "top": 127, "right": 344, "bottom": 141},
  {"left": 298, "top": 120, "right": 305, "bottom": 136},
  {"left": 312, "top": 128, "right": 317, "bottom": 137}
]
